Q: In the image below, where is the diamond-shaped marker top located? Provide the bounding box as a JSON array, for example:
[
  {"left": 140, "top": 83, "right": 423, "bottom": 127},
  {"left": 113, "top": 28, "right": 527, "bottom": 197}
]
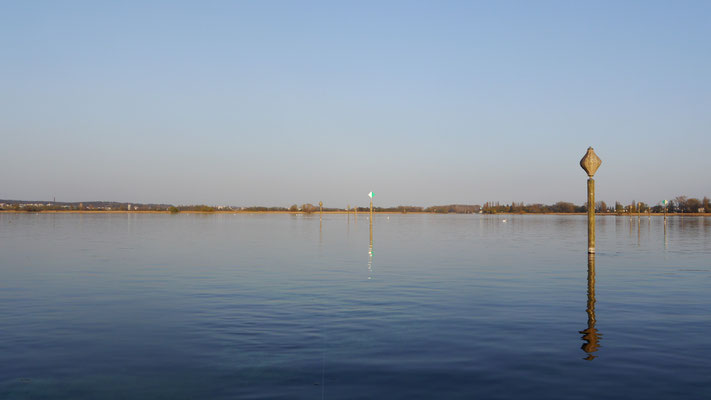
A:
[{"left": 580, "top": 147, "right": 601, "bottom": 177}]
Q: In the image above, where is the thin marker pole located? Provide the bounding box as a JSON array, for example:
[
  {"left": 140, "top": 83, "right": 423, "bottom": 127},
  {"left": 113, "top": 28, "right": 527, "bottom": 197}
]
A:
[
  {"left": 588, "top": 178, "right": 595, "bottom": 253},
  {"left": 580, "top": 147, "right": 601, "bottom": 254},
  {"left": 368, "top": 192, "right": 374, "bottom": 222}
]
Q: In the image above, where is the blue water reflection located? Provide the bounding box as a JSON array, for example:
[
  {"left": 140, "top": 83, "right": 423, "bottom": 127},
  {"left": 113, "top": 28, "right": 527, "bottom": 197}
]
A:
[{"left": 0, "top": 213, "right": 709, "bottom": 399}]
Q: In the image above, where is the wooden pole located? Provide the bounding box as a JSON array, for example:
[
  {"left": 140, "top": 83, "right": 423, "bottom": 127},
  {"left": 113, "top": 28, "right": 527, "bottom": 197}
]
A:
[{"left": 588, "top": 178, "right": 595, "bottom": 254}]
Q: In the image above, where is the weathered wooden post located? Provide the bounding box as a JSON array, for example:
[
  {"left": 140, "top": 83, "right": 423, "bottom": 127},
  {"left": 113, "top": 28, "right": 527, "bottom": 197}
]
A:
[
  {"left": 319, "top": 201, "right": 323, "bottom": 220},
  {"left": 580, "top": 147, "right": 601, "bottom": 254}
]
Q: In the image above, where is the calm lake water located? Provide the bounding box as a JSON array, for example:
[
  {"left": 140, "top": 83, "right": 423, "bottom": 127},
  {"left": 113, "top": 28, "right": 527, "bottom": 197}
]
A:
[{"left": 1, "top": 213, "right": 710, "bottom": 399}]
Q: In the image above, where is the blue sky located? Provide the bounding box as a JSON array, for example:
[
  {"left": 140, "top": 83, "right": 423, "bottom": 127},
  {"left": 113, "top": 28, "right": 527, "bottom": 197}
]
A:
[{"left": 1, "top": 1, "right": 709, "bottom": 207}]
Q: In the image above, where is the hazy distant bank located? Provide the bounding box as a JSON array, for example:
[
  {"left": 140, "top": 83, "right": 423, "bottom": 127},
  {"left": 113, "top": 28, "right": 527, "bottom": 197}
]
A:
[{"left": 1, "top": 210, "right": 709, "bottom": 216}]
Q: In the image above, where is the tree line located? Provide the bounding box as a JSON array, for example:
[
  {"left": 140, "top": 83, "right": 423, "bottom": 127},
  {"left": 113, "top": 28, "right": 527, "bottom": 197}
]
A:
[
  {"left": 3, "top": 195, "right": 709, "bottom": 214},
  {"left": 481, "top": 195, "right": 710, "bottom": 214}
]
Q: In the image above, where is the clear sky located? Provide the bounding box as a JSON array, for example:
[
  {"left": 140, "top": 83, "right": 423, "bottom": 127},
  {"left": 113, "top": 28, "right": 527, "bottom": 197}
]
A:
[{"left": 1, "top": 1, "right": 709, "bottom": 207}]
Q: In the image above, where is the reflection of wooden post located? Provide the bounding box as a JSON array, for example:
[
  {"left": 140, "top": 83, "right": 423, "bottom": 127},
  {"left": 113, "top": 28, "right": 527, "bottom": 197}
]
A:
[
  {"left": 629, "top": 204, "right": 632, "bottom": 220},
  {"left": 663, "top": 201, "right": 667, "bottom": 224},
  {"left": 580, "top": 254, "right": 600, "bottom": 360},
  {"left": 664, "top": 221, "right": 668, "bottom": 249},
  {"left": 580, "top": 147, "right": 601, "bottom": 254},
  {"left": 369, "top": 217, "right": 373, "bottom": 253}
]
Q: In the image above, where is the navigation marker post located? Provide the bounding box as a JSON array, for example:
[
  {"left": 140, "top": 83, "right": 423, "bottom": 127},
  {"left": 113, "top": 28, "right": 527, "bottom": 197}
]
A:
[
  {"left": 368, "top": 192, "right": 373, "bottom": 221},
  {"left": 580, "top": 147, "right": 602, "bottom": 254}
]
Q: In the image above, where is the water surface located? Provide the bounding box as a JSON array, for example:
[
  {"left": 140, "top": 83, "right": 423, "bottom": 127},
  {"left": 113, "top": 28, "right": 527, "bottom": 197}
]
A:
[{"left": 1, "top": 213, "right": 709, "bottom": 399}]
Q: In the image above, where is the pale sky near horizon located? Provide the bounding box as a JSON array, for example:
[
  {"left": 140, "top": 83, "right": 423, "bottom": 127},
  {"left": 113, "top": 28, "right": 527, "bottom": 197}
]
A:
[{"left": 1, "top": 1, "right": 709, "bottom": 207}]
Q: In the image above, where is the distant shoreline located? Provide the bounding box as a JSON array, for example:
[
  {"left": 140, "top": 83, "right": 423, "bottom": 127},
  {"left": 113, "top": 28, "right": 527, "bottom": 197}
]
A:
[{"left": 1, "top": 210, "right": 709, "bottom": 217}]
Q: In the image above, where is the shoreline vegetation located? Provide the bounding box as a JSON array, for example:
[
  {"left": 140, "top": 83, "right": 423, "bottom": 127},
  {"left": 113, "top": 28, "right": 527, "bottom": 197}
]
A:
[
  {"left": 0, "top": 209, "right": 709, "bottom": 216},
  {"left": 1, "top": 196, "right": 709, "bottom": 216}
]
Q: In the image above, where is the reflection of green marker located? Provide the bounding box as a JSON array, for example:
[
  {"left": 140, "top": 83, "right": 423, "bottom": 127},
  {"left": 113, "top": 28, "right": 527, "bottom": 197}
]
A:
[
  {"left": 369, "top": 191, "right": 374, "bottom": 276},
  {"left": 662, "top": 200, "right": 668, "bottom": 223}
]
